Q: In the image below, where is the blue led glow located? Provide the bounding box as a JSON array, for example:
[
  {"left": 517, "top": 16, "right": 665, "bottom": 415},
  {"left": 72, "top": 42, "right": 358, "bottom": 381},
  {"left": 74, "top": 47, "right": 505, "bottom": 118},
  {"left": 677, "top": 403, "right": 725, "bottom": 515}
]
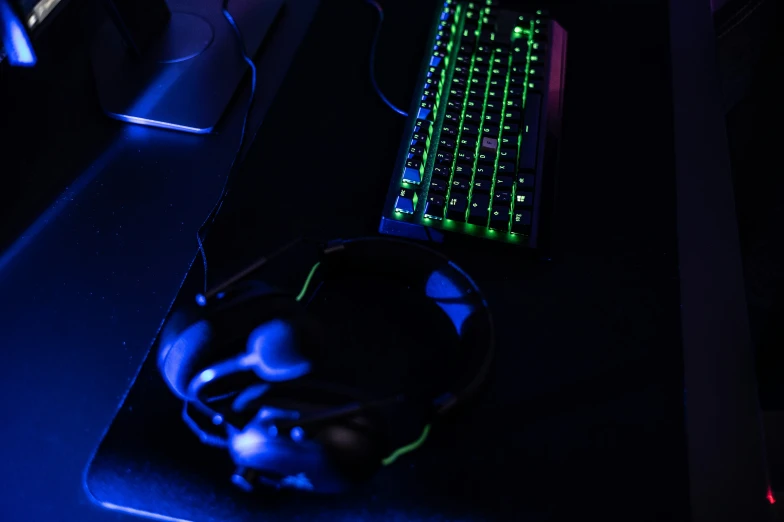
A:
[
  {"left": 199, "top": 368, "right": 216, "bottom": 383},
  {"left": 425, "top": 270, "right": 474, "bottom": 335},
  {"left": 268, "top": 425, "right": 278, "bottom": 437},
  {"left": 231, "top": 383, "right": 270, "bottom": 412},
  {"left": 290, "top": 426, "right": 305, "bottom": 442},
  {"left": 0, "top": 0, "right": 36, "bottom": 66},
  {"left": 281, "top": 473, "right": 314, "bottom": 491},
  {"left": 89, "top": 502, "right": 191, "bottom": 522},
  {"left": 195, "top": 293, "right": 207, "bottom": 306},
  {"left": 110, "top": 114, "right": 212, "bottom": 134},
  {"left": 232, "top": 428, "right": 267, "bottom": 455},
  {"left": 246, "top": 320, "right": 311, "bottom": 382}
]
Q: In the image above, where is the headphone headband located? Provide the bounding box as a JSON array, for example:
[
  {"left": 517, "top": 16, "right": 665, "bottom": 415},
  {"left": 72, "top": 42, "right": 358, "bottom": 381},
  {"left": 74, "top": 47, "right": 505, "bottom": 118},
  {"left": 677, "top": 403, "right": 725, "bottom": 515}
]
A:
[{"left": 158, "top": 237, "right": 495, "bottom": 493}]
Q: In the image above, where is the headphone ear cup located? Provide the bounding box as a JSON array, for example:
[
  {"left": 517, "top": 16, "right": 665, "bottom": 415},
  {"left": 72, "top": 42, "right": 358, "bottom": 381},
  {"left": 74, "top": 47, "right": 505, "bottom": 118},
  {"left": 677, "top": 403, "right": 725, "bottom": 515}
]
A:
[
  {"left": 317, "top": 416, "right": 386, "bottom": 482},
  {"left": 158, "top": 315, "right": 215, "bottom": 399},
  {"left": 158, "top": 281, "right": 319, "bottom": 399}
]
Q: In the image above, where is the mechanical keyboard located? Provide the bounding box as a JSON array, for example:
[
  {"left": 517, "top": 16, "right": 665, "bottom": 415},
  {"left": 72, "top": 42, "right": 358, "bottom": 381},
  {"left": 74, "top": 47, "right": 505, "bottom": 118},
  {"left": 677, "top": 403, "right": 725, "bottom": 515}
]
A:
[{"left": 379, "top": 0, "right": 567, "bottom": 247}]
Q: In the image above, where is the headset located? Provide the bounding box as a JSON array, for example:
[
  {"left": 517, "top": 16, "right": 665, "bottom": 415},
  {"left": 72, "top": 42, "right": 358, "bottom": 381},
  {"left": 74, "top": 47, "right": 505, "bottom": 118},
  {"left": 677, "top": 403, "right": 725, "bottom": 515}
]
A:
[{"left": 157, "top": 237, "right": 494, "bottom": 494}]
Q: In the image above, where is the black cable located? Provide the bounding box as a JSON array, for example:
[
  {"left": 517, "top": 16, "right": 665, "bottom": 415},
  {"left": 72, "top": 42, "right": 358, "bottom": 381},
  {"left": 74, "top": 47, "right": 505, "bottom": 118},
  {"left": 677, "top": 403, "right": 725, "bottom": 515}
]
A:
[
  {"left": 365, "top": 0, "right": 408, "bottom": 117},
  {"left": 197, "top": 1, "right": 259, "bottom": 293}
]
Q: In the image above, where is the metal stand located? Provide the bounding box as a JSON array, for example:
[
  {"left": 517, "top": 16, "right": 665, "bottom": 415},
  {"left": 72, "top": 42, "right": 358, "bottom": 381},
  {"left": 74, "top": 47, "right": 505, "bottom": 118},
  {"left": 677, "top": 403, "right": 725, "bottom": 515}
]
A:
[{"left": 91, "top": 0, "right": 283, "bottom": 133}]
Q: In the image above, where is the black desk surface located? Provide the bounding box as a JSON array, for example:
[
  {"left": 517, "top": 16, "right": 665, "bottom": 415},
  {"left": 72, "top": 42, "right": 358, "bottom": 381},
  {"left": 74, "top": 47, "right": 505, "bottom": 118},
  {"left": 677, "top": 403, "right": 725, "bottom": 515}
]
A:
[{"left": 0, "top": 0, "right": 766, "bottom": 521}]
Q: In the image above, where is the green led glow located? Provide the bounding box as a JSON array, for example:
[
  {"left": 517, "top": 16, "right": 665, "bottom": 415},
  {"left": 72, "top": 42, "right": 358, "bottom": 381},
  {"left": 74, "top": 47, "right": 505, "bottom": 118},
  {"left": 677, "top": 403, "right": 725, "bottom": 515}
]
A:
[
  {"left": 387, "top": 2, "right": 539, "bottom": 245},
  {"left": 295, "top": 262, "right": 321, "bottom": 302}
]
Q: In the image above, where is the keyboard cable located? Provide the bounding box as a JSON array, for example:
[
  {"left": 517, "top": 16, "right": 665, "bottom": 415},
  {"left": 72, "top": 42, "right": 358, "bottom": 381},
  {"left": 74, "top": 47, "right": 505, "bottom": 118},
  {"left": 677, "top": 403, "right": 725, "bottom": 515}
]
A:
[
  {"left": 196, "top": 0, "right": 258, "bottom": 294},
  {"left": 365, "top": 1, "right": 408, "bottom": 117}
]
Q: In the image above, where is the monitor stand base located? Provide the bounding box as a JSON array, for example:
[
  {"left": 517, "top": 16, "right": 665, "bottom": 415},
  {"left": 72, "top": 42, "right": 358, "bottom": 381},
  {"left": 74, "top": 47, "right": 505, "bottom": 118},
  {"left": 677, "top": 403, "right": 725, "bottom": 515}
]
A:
[{"left": 92, "top": 0, "right": 283, "bottom": 134}]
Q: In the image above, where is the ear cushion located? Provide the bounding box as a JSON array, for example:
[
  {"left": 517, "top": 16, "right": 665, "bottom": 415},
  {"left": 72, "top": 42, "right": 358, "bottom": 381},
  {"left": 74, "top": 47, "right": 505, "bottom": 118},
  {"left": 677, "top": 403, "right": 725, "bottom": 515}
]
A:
[
  {"left": 158, "top": 280, "right": 320, "bottom": 399},
  {"left": 254, "top": 383, "right": 387, "bottom": 480}
]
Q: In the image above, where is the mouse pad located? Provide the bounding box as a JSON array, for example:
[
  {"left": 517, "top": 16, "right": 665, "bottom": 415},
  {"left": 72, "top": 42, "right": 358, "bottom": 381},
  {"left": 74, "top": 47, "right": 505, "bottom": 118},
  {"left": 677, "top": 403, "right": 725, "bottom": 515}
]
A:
[{"left": 85, "top": 1, "right": 690, "bottom": 520}]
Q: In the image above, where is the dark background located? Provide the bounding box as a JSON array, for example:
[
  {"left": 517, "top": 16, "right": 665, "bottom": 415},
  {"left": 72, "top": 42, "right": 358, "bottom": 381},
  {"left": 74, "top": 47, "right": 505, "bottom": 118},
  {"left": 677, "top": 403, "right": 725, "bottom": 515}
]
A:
[
  {"left": 0, "top": 0, "right": 771, "bottom": 520},
  {"left": 85, "top": 0, "right": 690, "bottom": 521}
]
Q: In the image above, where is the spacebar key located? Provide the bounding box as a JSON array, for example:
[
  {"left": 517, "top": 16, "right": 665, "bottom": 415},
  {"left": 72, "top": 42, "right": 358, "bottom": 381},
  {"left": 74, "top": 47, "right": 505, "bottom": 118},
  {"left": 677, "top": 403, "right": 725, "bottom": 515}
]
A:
[{"left": 520, "top": 93, "right": 542, "bottom": 171}]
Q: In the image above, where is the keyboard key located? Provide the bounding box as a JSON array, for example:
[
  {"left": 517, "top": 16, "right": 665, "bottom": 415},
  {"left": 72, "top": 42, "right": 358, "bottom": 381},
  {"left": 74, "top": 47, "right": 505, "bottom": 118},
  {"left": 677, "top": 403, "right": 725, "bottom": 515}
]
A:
[
  {"left": 515, "top": 191, "right": 533, "bottom": 208},
  {"left": 511, "top": 210, "right": 532, "bottom": 235},
  {"left": 402, "top": 168, "right": 421, "bottom": 184},
  {"left": 504, "top": 110, "right": 522, "bottom": 122},
  {"left": 529, "top": 65, "right": 543, "bottom": 79},
  {"left": 458, "top": 150, "right": 475, "bottom": 163},
  {"left": 509, "top": 76, "right": 525, "bottom": 87},
  {"left": 451, "top": 178, "right": 471, "bottom": 192},
  {"left": 468, "top": 193, "right": 490, "bottom": 225},
  {"left": 511, "top": 64, "right": 527, "bottom": 76},
  {"left": 485, "top": 100, "right": 504, "bottom": 113},
  {"left": 414, "top": 119, "right": 431, "bottom": 132},
  {"left": 425, "top": 198, "right": 445, "bottom": 220},
  {"left": 444, "top": 112, "right": 461, "bottom": 123},
  {"left": 484, "top": 113, "right": 502, "bottom": 124},
  {"left": 493, "top": 190, "right": 511, "bottom": 204},
  {"left": 470, "top": 76, "right": 487, "bottom": 87},
  {"left": 495, "top": 175, "right": 513, "bottom": 189},
  {"left": 476, "top": 43, "right": 492, "bottom": 55},
  {"left": 497, "top": 162, "right": 515, "bottom": 174},
  {"left": 462, "top": 123, "right": 479, "bottom": 135},
  {"left": 473, "top": 178, "right": 491, "bottom": 192},
  {"left": 482, "top": 123, "right": 499, "bottom": 135},
  {"left": 481, "top": 137, "right": 498, "bottom": 152},
  {"left": 512, "top": 45, "right": 528, "bottom": 64},
  {"left": 409, "top": 143, "right": 424, "bottom": 156},
  {"left": 413, "top": 129, "right": 429, "bottom": 142},
  {"left": 502, "top": 123, "right": 520, "bottom": 134},
  {"left": 432, "top": 165, "right": 450, "bottom": 179},
  {"left": 464, "top": 111, "right": 482, "bottom": 123},
  {"left": 475, "top": 164, "right": 493, "bottom": 178},
  {"left": 441, "top": 123, "right": 459, "bottom": 137},
  {"left": 406, "top": 156, "right": 422, "bottom": 170},
  {"left": 487, "top": 88, "right": 504, "bottom": 100},
  {"left": 520, "top": 93, "right": 541, "bottom": 171},
  {"left": 430, "top": 178, "right": 447, "bottom": 194},
  {"left": 395, "top": 187, "right": 417, "bottom": 214},
  {"left": 436, "top": 151, "right": 454, "bottom": 164},
  {"left": 476, "top": 151, "right": 495, "bottom": 164},
  {"left": 439, "top": 137, "right": 456, "bottom": 150},
  {"left": 506, "top": 98, "right": 522, "bottom": 110},
  {"left": 447, "top": 99, "right": 464, "bottom": 111},
  {"left": 453, "top": 163, "right": 472, "bottom": 177},
  {"left": 488, "top": 77, "right": 505, "bottom": 89},
  {"left": 498, "top": 148, "right": 517, "bottom": 162},
  {"left": 528, "top": 79, "right": 544, "bottom": 92},
  {"left": 447, "top": 193, "right": 468, "bottom": 220},
  {"left": 516, "top": 172, "right": 535, "bottom": 189},
  {"left": 489, "top": 206, "right": 510, "bottom": 230},
  {"left": 459, "top": 136, "right": 478, "bottom": 150}
]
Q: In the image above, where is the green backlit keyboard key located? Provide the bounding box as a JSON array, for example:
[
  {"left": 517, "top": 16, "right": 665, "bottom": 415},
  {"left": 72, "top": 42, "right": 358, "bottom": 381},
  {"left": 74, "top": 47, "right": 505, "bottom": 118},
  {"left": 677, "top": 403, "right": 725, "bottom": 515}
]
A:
[{"left": 380, "top": 1, "right": 567, "bottom": 248}]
